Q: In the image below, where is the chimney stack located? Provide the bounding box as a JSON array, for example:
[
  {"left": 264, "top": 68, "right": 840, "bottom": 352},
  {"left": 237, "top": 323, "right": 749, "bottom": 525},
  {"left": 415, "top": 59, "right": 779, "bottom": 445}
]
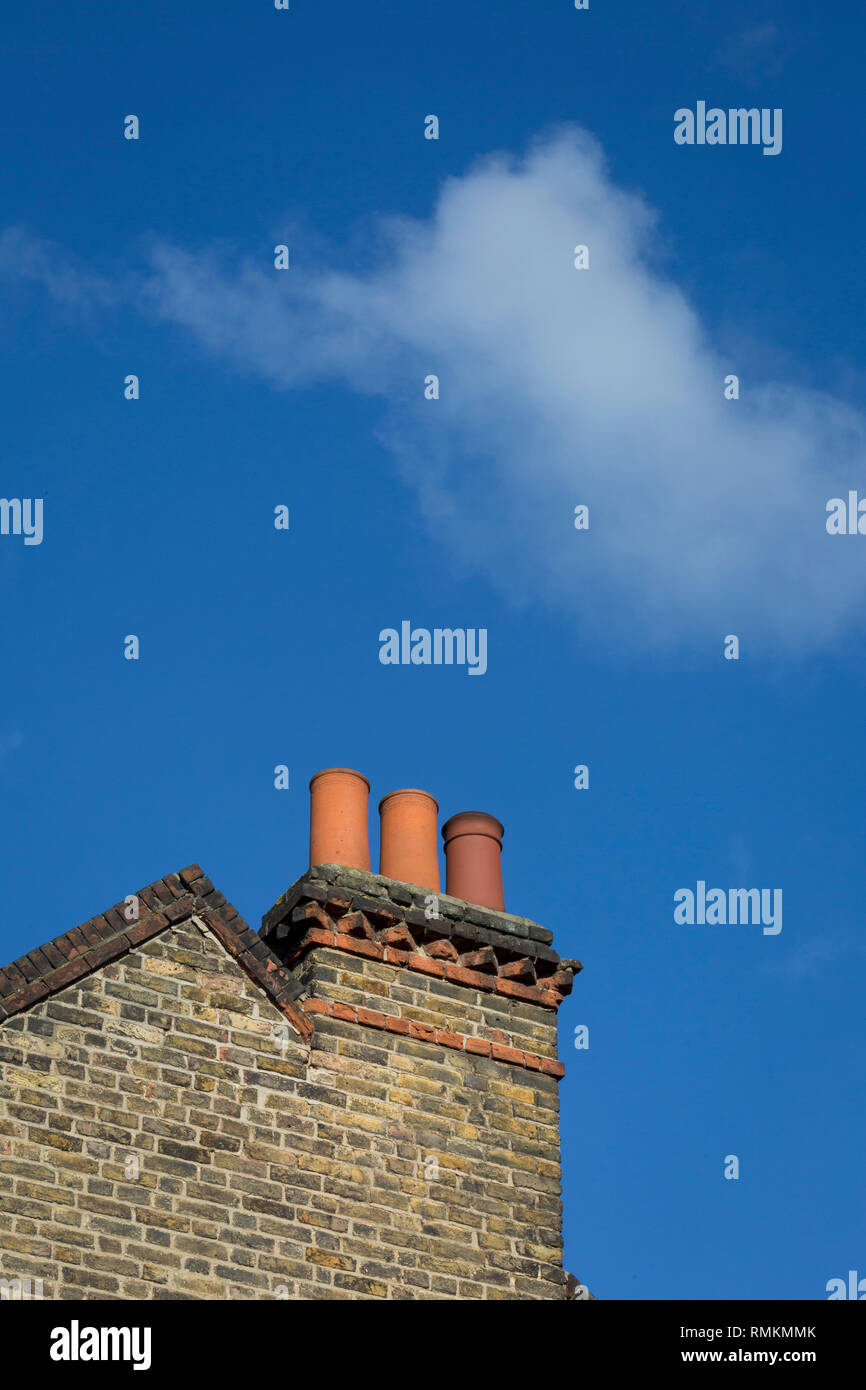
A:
[
  {"left": 256, "top": 770, "right": 579, "bottom": 1300},
  {"left": 378, "top": 789, "right": 440, "bottom": 891},
  {"left": 441, "top": 811, "right": 505, "bottom": 910},
  {"left": 309, "top": 768, "right": 371, "bottom": 871}
]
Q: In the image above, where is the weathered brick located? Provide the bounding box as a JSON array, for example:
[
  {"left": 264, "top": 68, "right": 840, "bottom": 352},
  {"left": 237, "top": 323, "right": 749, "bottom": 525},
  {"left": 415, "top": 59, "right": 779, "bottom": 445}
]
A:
[{"left": 0, "top": 870, "right": 571, "bottom": 1301}]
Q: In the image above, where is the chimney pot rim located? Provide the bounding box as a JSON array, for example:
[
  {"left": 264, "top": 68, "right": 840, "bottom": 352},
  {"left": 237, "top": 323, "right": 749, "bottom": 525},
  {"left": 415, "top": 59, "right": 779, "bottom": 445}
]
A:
[
  {"left": 378, "top": 788, "right": 439, "bottom": 814},
  {"left": 309, "top": 767, "right": 371, "bottom": 792},
  {"left": 441, "top": 811, "right": 505, "bottom": 842}
]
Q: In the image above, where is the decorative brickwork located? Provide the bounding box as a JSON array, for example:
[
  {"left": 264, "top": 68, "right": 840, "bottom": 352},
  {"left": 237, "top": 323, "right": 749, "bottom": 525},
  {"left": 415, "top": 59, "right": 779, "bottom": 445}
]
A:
[{"left": 261, "top": 862, "right": 582, "bottom": 1012}]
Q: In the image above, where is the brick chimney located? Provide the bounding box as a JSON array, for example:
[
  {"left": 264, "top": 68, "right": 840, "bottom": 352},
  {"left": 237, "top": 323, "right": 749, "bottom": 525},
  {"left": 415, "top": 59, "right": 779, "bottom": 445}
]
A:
[
  {"left": 0, "top": 765, "right": 587, "bottom": 1301},
  {"left": 260, "top": 767, "right": 583, "bottom": 1299}
]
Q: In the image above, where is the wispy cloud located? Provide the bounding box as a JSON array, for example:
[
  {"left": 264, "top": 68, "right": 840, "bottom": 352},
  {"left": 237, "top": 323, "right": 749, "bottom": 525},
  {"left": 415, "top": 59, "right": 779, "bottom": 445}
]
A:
[
  {"left": 769, "top": 929, "right": 866, "bottom": 981},
  {"left": 713, "top": 20, "right": 795, "bottom": 84},
  {"left": 0, "top": 225, "right": 119, "bottom": 321},
  {"left": 2, "top": 127, "right": 864, "bottom": 654}
]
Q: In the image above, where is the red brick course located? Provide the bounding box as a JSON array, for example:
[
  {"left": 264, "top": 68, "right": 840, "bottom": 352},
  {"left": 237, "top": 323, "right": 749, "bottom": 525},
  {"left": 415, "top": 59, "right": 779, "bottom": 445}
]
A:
[{"left": 303, "top": 996, "right": 566, "bottom": 1078}]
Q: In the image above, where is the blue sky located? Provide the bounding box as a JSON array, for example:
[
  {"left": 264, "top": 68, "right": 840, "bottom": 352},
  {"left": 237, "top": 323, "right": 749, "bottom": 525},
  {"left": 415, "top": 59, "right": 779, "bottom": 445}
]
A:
[{"left": 2, "top": 0, "right": 865, "bottom": 1300}]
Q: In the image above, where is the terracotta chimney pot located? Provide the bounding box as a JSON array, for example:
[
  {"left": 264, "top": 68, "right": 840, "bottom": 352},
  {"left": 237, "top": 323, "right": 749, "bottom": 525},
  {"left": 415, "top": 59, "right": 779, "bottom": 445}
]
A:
[
  {"left": 441, "top": 811, "right": 505, "bottom": 910},
  {"left": 378, "top": 789, "right": 440, "bottom": 892},
  {"left": 309, "top": 768, "right": 371, "bottom": 871}
]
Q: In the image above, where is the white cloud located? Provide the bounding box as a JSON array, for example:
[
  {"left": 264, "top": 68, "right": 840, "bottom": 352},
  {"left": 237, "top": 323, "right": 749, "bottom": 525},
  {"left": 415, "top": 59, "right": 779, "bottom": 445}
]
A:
[{"left": 6, "top": 128, "right": 866, "bottom": 653}]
